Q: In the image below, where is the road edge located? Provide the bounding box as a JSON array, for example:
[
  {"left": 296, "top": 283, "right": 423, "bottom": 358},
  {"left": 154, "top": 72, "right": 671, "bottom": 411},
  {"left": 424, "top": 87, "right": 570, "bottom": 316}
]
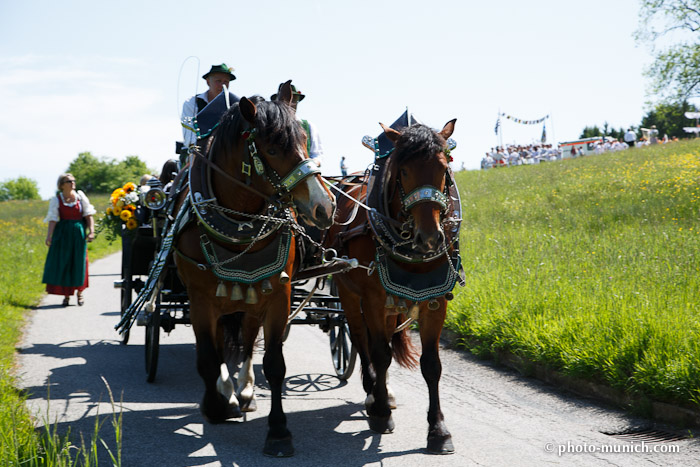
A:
[{"left": 440, "top": 328, "right": 700, "bottom": 429}]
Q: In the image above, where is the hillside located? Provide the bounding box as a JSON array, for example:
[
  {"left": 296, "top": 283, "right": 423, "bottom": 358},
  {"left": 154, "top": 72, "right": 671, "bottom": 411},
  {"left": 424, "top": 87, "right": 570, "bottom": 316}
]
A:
[{"left": 449, "top": 139, "right": 700, "bottom": 411}]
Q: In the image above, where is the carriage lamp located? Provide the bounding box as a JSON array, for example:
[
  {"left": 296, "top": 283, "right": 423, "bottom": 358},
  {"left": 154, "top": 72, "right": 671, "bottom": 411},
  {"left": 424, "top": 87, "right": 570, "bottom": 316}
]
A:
[{"left": 144, "top": 187, "right": 167, "bottom": 210}]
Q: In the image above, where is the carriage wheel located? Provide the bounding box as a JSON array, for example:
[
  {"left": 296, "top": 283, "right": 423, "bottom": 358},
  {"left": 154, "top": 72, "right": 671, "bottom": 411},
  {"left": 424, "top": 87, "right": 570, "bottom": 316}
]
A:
[
  {"left": 120, "top": 279, "right": 132, "bottom": 345},
  {"left": 120, "top": 256, "right": 132, "bottom": 345},
  {"left": 329, "top": 318, "right": 357, "bottom": 380},
  {"left": 328, "top": 281, "right": 357, "bottom": 380},
  {"left": 145, "top": 299, "right": 160, "bottom": 383}
]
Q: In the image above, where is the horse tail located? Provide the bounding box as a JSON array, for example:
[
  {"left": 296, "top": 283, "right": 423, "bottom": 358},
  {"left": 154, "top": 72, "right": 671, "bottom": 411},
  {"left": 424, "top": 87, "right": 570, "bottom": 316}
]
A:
[{"left": 391, "top": 317, "right": 419, "bottom": 369}]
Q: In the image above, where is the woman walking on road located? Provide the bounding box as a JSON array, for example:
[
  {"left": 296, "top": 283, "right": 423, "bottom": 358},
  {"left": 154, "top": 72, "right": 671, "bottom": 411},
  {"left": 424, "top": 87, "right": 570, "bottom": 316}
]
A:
[{"left": 42, "top": 173, "right": 96, "bottom": 306}]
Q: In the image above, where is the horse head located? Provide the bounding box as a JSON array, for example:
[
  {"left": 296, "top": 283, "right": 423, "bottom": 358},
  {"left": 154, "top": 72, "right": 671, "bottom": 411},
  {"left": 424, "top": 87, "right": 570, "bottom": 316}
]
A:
[
  {"left": 382, "top": 119, "right": 456, "bottom": 255},
  {"left": 221, "top": 81, "right": 335, "bottom": 229}
]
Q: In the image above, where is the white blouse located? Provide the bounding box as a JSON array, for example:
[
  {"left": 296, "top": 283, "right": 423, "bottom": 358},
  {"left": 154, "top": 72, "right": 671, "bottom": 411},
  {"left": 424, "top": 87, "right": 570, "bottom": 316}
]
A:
[{"left": 44, "top": 190, "right": 97, "bottom": 223}]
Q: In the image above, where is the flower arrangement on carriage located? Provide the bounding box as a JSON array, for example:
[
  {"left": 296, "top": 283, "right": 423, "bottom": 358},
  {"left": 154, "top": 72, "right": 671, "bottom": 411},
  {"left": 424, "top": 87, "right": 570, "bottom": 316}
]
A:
[{"left": 96, "top": 182, "right": 143, "bottom": 242}]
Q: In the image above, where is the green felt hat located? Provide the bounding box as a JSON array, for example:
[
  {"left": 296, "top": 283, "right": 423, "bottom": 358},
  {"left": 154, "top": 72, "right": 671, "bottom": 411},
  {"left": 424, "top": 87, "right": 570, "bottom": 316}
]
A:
[{"left": 202, "top": 63, "right": 236, "bottom": 81}]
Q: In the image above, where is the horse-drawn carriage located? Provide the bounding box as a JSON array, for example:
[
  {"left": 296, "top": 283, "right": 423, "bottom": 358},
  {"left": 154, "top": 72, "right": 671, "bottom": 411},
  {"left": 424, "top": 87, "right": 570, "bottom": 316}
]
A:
[
  {"left": 114, "top": 160, "right": 359, "bottom": 384},
  {"left": 114, "top": 82, "right": 463, "bottom": 456}
]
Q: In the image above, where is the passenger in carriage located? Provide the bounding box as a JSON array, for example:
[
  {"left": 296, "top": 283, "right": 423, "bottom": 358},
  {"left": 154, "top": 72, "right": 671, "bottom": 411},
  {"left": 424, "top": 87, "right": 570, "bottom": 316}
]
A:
[
  {"left": 180, "top": 63, "right": 240, "bottom": 154},
  {"left": 271, "top": 81, "right": 324, "bottom": 167},
  {"left": 158, "top": 159, "right": 179, "bottom": 190}
]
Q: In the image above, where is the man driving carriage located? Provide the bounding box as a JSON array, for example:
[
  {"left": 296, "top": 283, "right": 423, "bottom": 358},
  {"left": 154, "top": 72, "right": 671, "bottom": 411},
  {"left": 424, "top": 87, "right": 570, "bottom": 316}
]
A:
[{"left": 180, "top": 63, "right": 240, "bottom": 160}]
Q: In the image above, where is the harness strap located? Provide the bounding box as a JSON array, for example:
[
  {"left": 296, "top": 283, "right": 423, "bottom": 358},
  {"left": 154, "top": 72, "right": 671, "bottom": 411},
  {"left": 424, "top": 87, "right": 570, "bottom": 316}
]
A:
[
  {"left": 402, "top": 186, "right": 448, "bottom": 211},
  {"left": 173, "top": 245, "right": 209, "bottom": 270},
  {"left": 280, "top": 159, "right": 321, "bottom": 191},
  {"left": 190, "top": 147, "right": 270, "bottom": 200}
]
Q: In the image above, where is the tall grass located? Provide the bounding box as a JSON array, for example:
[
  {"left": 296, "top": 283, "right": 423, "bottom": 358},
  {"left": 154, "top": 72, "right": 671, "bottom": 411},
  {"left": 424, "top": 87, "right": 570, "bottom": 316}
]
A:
[
  {"left": 0, "top": 195, "right": 121, "bottom": 466},
  {"left": 449, "top": 139, "right": 700, "bottom": 408}
]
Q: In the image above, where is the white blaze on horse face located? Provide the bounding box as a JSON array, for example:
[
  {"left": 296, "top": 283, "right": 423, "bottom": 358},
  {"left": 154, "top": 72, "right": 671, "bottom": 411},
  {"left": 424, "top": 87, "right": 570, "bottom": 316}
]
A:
[{"left": 297, "top": 173, "right": 336, "bottom": 230}]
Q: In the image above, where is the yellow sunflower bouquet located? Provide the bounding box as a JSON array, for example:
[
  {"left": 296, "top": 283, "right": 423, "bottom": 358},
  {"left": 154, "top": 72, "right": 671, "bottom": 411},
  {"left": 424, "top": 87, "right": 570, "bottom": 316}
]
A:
[{"left": 96, "top": 181, "right": 143, "bottom": 242}]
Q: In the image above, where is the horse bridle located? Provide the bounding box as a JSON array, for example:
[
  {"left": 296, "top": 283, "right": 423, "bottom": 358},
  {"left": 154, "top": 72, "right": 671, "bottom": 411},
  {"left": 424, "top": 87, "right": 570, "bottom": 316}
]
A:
[
  {"left": 391, "top": 161, "right": 452, "bottom": 243},
  {"left": 187, "top": 124, "right": 325, "bottom": 247},
  {"left": 239, "top": 128, "right": 321, "bottom": 205}
]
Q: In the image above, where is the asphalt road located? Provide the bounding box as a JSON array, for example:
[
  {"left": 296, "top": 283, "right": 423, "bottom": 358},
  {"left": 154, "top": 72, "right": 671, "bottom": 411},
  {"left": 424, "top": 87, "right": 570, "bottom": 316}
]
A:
[{"left": 17, "top": 252, "right": 700, "bottom": 466}]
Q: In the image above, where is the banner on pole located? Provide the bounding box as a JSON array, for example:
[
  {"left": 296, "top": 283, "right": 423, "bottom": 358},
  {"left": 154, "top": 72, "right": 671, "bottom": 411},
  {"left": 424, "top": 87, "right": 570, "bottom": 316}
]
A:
[{"left": 500, "top": 112, "right": 550, "bottom": 125}]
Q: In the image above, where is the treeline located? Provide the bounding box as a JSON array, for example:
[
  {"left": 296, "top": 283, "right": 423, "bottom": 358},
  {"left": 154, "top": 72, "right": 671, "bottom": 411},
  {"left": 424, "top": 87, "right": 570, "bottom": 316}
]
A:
[
  {"left": 580, "top": 100, "right": 698, "bottom": 140},
  {"left": 1, "top": 152, "right": 153, "bottom": 201},
  {"left": 67, "top": 152, "right": 152, "bottom": 193}
]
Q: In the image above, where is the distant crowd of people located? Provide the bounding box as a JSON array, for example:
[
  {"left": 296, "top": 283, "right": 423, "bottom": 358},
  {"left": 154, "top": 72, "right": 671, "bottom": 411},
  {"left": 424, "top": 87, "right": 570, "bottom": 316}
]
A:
[
  {"left": 481, "top": 144, "right": 562, "bottom": 169},
  {"left": 482, "top": 126, "right": 681, "bottom": 170}
]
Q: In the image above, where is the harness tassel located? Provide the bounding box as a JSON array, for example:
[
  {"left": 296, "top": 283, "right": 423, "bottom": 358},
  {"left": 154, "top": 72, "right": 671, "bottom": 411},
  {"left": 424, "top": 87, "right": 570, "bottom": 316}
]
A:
[
  {"left": 245, "top": 285, "right": 258, "bottom": 305},
  {"left": 261, "top": 279, "right": 273, "bottom": 295},
  {"left": 428, "top": 299, "right": 440, "bottom": 310},
  {"left": 408, "top": 303, "right": 420, "bottom": 320},
  {"left": 396, "top": 299, "right": 408, "bottom": 314},
  {"left": 279, "top": 271, "right": 290, "bottom": 284},
  {"left": 230, "top": 283, "right": 243, "bottom": 301},
  {"left": 384, "top": 295, "right": 395, "bottom": 309},
  {"left": 215, "top": 281, "right": 227, "bottom": 297}
]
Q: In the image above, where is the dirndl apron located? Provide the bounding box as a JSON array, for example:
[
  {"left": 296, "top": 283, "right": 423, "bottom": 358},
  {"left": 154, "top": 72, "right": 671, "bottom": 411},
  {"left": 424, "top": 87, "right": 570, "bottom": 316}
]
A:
[{"left": 42, "top": 195, "right": 89, "bottom": 295}]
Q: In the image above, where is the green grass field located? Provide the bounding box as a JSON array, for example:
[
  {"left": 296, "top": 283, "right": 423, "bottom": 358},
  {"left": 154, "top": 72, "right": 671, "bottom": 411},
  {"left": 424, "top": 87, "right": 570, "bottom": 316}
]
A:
[
  {"left": 4, "top": 141, "right": 700, "bottom": 462},
  {"left": 448, "top": 139, "right": 700, "bottom": 409},
  {"left": 0, "top": 194, "right": 120, "bottom": 465}
]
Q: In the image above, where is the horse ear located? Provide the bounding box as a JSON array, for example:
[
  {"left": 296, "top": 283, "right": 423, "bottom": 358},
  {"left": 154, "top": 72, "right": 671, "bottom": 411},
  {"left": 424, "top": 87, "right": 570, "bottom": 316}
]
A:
[
  {"left": 380, "top": 123, "right": 401, "bottom": 143},
  {"left": 278, "top": 80, "right": 294, "bottom": 105},
  {"left": 439, "top": 119, "right": 457, "bottom": 140},
  {"left": 240, "top": 97, "right": 257, "bottom": 124}
]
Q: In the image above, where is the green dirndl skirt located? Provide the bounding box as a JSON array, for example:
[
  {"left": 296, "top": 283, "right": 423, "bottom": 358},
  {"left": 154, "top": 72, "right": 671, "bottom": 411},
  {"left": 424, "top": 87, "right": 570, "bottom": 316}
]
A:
[{"left": 42, "top": 219, "right": 88, "bottom": 292}]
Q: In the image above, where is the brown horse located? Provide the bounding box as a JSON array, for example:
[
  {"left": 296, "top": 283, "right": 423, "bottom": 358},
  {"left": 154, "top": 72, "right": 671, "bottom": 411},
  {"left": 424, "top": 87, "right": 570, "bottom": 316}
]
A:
[
  {"left": 173, "top": 81, "right": 335, "bottom": 457},
  {"left": 325, "top": 119, "right": 460, "bottom": 454}
]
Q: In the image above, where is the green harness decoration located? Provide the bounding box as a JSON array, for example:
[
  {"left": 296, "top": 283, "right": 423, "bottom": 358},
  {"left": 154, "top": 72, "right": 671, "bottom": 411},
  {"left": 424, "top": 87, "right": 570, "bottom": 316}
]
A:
[
  {"left": 188, "top": 125, "right": 322, "bottom": 300},
  {"left": 364, "top": 131, "right": 465, "bottom": 304}
]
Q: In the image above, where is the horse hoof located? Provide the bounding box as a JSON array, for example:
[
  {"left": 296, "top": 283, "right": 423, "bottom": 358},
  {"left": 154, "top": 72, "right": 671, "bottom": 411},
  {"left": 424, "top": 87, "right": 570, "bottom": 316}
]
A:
[
  {"left": 201, "top": 394, "right": 240, "bottom": 423},
  {"left": 427, "top": 434, "right": 455, "bottom": 454},
  {"left": 224, "top": 404, "right": 243, "bottom": 420},
  {"left": 368, "top": 414, "right": 394, "bottom": 434},
  {"left": 240, "top": 397, "right": 257, "bottom": 413},
  {"left": 263, "top": 436, "right": 294, "bottom": 457}
]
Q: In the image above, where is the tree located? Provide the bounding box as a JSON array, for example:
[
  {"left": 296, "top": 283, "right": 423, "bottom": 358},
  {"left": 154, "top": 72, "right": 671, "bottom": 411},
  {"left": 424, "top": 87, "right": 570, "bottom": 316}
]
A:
[
  {"left": 0, "top": 176, "right": 41, "bottom": 201},
  {"left": 67, "top": 152, "right": 153, "bottom": 193},
  {"left": 580, "top": 125, "right": 603, "bottom": 138},
  {"left": 579, "top": 124, "right": 626, "bottom": 139},
  {"left": 640, "top": 100, "right": 699, "bottom": 138},
  {"left": 636, "top": 0, "right": 700, "bottom": 100}
]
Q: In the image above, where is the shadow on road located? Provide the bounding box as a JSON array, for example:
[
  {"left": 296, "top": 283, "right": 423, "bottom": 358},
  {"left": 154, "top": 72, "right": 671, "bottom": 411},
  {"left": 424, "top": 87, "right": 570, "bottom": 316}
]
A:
[{"left": 21, "top": 337, "right": 430, "bottom": 465}]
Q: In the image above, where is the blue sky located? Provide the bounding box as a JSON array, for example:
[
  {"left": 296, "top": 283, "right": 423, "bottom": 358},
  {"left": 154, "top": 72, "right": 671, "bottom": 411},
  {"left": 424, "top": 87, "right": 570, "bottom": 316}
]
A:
[{"left": 0, "top": 0, "right": 670, "bottom": 199}]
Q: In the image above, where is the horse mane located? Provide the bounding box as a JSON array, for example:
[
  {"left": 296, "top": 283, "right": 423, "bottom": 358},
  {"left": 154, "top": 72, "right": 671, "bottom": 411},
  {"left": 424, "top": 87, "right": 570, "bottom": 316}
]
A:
[
  {"left": 211, "top": 96, "right": 306, "bottom": 157},
  {"left": 394, "top": 124, "right": 446, "bottom": 163}
]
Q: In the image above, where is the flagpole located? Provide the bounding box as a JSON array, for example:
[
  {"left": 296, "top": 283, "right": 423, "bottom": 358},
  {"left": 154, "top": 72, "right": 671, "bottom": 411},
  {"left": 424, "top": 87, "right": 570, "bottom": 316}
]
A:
[
  {"left": 498, "top": 108, "right": 503, "bottom": 148},
  {"left": 549, "top": 112, "right": 556, "bottom": 147}
]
